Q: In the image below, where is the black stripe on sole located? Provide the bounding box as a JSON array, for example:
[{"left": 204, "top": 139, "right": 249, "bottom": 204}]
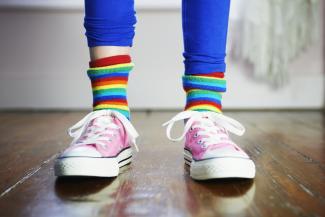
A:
[
  {"left": 118, "top": 155, "right": 132, "bottom": 165},
  {"left": 58, "top": 147, "right": 132, "bottom": 159}
]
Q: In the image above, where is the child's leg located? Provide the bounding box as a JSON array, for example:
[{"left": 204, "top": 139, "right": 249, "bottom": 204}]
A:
[
  {"left": 84, "top": 0, "right": 137, "bottom": 119},
  {"left": 54, "top": 0, "right": 139, "bottom": 177},
  {"left": 182, "top": 0, "right": 231, "bottom": 113},
  {"left": 84, "top": 0, "right": 136, "bottom": 48},
  {"left": 162, "top": 1, "right": 255, "bottom": 180}
]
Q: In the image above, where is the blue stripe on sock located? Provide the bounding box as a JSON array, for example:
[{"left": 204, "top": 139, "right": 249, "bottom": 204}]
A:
[
  {"left": 187, "top": 97, "right": 222, "bottom": 105},
  {"left": 88, "top": 72, "right": 129, "bottom": 79},
  {"left": 183, "top": 83, "right": 226, "bottom": 92},
  {"left": 94, "top": 95, "right": 127, "bottom": 102}
]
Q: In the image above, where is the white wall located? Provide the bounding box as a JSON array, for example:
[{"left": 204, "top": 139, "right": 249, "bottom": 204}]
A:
[
  {"left": 0, "top": 0, "right": 180, "bottom": 10},
  {"left": 0, "top": 4, "right": 323, "bottom": 110}
]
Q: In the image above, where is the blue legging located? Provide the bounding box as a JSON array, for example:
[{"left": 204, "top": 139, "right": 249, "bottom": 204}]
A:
[{"left": 84, "top": 0, "right": 231, "bottom": 74}]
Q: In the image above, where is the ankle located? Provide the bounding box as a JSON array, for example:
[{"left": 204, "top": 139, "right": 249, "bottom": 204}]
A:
[
  {"left": 90, "top": 46, "right": 130, "bottom": 60},
  {"left": 88, "top": 55, "right": 133, "bottom": 119},
  {"left": 183, "top": 72, "right": 226, "bottom": 114}
]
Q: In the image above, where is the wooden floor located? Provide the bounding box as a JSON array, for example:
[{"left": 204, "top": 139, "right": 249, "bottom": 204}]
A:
[{"left": 0, "top": 111, "right": 324, "bottom": 217}]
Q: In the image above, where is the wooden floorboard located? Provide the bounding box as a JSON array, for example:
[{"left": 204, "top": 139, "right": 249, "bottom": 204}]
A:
[
  {"left": 0, "top": 111, "right": 324, "bottom": 217},
  {"left": 0, "top": 112, "right": 85, "bottom": 193}
]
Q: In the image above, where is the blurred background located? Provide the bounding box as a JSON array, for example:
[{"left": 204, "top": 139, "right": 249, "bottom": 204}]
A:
[{"left": 0, "top": 0, "right": 323, "bottom": 111}]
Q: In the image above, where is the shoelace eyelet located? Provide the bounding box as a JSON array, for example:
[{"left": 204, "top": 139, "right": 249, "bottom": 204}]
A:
[
  {"left": 197, "top": 140, "right": 207, "bottom": 148},
  {"left": 193, "top": 133, "right": 198, "bottom": 138}
]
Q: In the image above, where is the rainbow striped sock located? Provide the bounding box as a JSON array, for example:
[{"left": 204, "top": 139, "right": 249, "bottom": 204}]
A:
[
  {"left": 87, "top": 61, "right": 133, "bottom": 119},
  {"left": 183, "top": 73, "right": 226, "bottom": 113}
]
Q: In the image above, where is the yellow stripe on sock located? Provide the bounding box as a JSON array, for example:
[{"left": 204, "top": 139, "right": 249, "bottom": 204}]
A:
[
  {"left": 93, "top": 104, "right": 130, "bottom": 111},
  {"left": 89, "top": 62, "right": 134, "bottom": 71},
  {"left": 92, "top": 84, "right": 127, "bottom": 91},
  {"left": 186, "top": 75, "right": 225, "bottom": 81},
  {"left": 187, "top": 105, "right": 222, "bottom": 113}
]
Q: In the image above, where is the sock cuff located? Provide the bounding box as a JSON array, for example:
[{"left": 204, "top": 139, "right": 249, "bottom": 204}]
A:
[
  {"left": 87, "top": 62, "right": 134, "bottom": 79},
  {"left": 89, "top": 55, "right": 131, "bottom": 68},
  {"left": 185, "top": 71, "right": 225, "bottom": 78},
  {"left": 187, "top": 89, "right": 222, "bottom": 101},
  {"left": 88, "top": 58, "right": 133, "bottom": 119},
  {"left": 182, "top": 74, "right": 226, "bottom": 92},
  {"left": 197, "top": 72, "right": 225, "bottom": 78}
]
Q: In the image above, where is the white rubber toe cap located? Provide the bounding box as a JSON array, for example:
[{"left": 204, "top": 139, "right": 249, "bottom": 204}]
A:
[{"left": 60, "top": 146, "right": 102, "bottom": 158}]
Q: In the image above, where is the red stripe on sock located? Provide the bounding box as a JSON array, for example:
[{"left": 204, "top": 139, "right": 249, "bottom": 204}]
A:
[
  {"left": 93, "top": 99, "right": 128, "bottom": 107},
  {"left": 192, "top": 72, "right": 225, "bottom": 78},
  {"left": 89, "top": 55, "right": 131, "bottom": 68},
  {"left": 185, "top": 100, "right": 222, "bottom": 110},
  {"left": 92, "top": 77, "right": 128, "bottom": 83},
  {"left": 92, "top": 80, "right": 128, "bottom": 87}
]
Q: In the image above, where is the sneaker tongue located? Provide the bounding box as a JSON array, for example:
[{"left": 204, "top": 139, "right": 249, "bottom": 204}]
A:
[
  {"left": 198, "top": 117, "right": 226, "bottom": 132},
  {"left": 90, "top": 115, "right": 113, "bottom": 126},
  {"left": 198, "top": 116, "right": 214, "bottom": 125}
]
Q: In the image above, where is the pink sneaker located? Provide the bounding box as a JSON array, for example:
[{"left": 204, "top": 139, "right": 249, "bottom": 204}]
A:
[
  {"left": 163, "top": 111, "right": 255, "bottom": 180},
  {"left": 54, "top": 110, "right": 139, "bottom": 177}
]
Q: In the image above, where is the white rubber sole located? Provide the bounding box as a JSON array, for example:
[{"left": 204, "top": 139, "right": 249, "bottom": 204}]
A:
[
  {"left": 184, "top": 150, "right": 256, "bottom": 180},
  {"left": 54, "top": 148, "right": 132, "bottom": 177}
]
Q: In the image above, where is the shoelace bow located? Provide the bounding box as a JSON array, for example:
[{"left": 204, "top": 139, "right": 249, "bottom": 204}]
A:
[
  {"left": 162, "top": 111, "right": 245, "bottom": 147},
  {"left": 68, "top": 110, "right": 139, "bottom": 151}
]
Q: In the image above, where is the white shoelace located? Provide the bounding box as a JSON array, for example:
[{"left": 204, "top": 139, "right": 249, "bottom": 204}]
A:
[
  {"left": 68, "top": 110, "right": 139, "bottom": 151},
  {"left": 162, "top": 111, "right": 245, "bottom": 147}
]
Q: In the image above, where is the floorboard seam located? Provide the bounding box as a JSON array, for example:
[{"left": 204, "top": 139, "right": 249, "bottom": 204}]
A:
[{"left": 0, "top": 154, "right": 58, "bottom": 198}]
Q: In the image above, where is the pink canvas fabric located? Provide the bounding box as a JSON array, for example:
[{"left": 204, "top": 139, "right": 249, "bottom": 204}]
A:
[
  {"left": 184, "top": 120, "right": 250, "bottom": 161},
  {"left": 60, "top": 115, "right": 130, "bottom": 158}
]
